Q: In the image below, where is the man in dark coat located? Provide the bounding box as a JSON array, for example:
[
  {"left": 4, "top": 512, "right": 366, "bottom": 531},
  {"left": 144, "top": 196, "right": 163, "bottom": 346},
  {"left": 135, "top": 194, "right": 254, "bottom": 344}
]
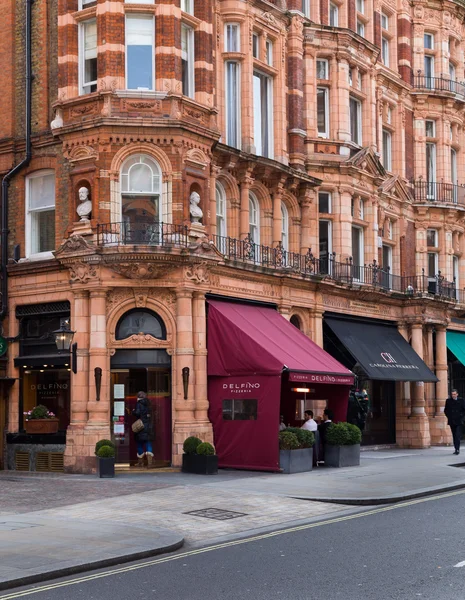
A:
[
  {"left": 132, "top": 391, "right": 154, "bottom": 467},
  {"left": 444, "top": 389, "right": 465, "bottom": 455}
]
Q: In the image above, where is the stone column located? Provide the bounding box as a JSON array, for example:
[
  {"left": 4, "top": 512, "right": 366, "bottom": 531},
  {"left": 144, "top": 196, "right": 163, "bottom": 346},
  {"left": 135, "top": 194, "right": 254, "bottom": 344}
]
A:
[
  {"left": 431, "top": 325, "right": 451, "bottom": 445},
  {"left": 312, "top": 309, "right": 324, "bottom": 348},
  {"left": 409, "top": 322, "right": 431, "bottom": 447},
  {"left": 272, "top": 183, "right": 284, "bottom": 247},
  {"left": 425, "top": 325, "right": 435, "bottom": 417},
  {"left": 193, "top": 291, "right": 209, "bottom": 423},
  {"left": 64, "top": 290, "right": 90, "bottom": 472},
  {"left": 239, "top": 174, "right": 254, "bottom": 239},
  {"left": 80, "top": 290, "right": 110, "bottom": 473},
  {"left": 175, "top": 289, "right": 195, "bottom": 423}
]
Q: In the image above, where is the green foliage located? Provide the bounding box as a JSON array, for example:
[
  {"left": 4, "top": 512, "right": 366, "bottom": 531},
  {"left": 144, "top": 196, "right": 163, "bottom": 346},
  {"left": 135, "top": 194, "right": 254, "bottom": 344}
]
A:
[
  {"left": 95, "top": 439, "right": 116, "bottom": 456},
  {"left": 25, "top": 405, "right": 55, "bottom": 420},
  {"left": 196, "top": 442, "right": 215, "bottom": 456},
  {"left": 96, "top": 445, "right": 115, "bottom": 458},
  {"left": 285, "top": 427, "right": 315, "bottom": 448},
  {"left": 326, "top": 422, "right": 362, "bottom": 446},
  {"left": 279, "top": 430, "right": 300, "bottom": 451},
  {"left": 183, "top": 436, "right": 202, "bottom": 455}
]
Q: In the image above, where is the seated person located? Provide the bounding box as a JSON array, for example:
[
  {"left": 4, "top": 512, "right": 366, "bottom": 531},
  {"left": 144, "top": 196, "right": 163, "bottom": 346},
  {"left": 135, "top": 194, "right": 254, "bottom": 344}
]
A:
[
  {"left": 301, "top": 409, "right": 317, "bottom": 432},
  {"left": 318, "top": 408, "right": 334, "bottom": 458}
]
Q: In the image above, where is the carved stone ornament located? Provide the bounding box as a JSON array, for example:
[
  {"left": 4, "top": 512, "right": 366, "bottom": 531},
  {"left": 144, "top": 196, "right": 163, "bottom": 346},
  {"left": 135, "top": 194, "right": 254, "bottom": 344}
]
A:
[
  {"left": 107, "top": 288, "right": 133, "bottom": 311},
  {"left": 55, "top": 234, "right": 93, "bottom": 256},
  {"left": 69, "top": 261, "right": 98, "bottom": 283},
  {"left": 109, "top": 262, "right": 172, "bottom": 280},
  {"left": 134, "top": 288, "right": 148, "bottom": 307},
  {"left": 184, "top": 262, "right": 210, "bottom": 284},
  {"left": 66, "top": 145, "right": 98, "bottom": 164}
]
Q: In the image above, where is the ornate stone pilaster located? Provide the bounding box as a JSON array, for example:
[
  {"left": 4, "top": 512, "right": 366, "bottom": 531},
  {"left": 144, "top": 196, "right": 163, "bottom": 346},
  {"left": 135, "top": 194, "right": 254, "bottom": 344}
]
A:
[{"left": 430, "top": 325, "right": 451, "bottom": 445}]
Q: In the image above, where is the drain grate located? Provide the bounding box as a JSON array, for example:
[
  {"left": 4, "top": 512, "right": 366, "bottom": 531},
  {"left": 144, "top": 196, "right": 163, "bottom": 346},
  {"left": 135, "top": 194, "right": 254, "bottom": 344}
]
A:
[{"left": 184, "top": 508, "right": 248, "bottom": 521}]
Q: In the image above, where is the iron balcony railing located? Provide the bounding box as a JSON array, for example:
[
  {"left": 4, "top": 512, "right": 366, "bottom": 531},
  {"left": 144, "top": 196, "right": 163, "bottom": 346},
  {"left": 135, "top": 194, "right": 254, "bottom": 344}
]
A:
[
  {"left": 412, "top": 73, "right": 465, "bottom": 98},
  {"left": 97, "top": 221, "right": 189, "bottom": 247},
  {"left": 412, "top": 180, "right": 465, "bottom": 206},
  {"left": 211, "top": 234, "right": 460, "bottom": 301}
]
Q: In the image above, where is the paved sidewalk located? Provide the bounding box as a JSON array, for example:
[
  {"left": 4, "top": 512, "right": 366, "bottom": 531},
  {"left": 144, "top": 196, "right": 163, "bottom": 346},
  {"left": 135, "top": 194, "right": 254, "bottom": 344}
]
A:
[{"left": 1, "top": 447, "right": 464, "bottom": 590}]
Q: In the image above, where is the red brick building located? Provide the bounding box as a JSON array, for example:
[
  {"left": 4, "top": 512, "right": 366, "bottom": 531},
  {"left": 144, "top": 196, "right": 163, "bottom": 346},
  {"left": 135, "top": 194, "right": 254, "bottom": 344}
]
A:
[{"left": 0, "top": 0, "right": 464, "bottom": 471}]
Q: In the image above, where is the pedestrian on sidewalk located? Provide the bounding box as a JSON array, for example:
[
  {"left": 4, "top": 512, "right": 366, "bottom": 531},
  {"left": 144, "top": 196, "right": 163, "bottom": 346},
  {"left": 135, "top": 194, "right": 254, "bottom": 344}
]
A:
[
  {"left": 132, "top": 391, "right": 155, "bottom": 467},
  {"left": 444, "top": 389, "right": 465, "bottom": 455}
]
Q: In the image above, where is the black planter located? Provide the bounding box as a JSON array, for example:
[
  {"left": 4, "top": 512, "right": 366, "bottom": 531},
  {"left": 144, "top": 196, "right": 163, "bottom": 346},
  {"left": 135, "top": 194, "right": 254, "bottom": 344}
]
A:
[
  {"left": 279, "top": 448, "right": 313, "bottom": 474},
  {"left": 324, "top": 444, "right": 360, "bottom": 468},
  {"left": 182, "top": 453, "right": 218, "bottom": 475},
  {"left": 97, "top": 457, "right": 115, "bottom": 478}
]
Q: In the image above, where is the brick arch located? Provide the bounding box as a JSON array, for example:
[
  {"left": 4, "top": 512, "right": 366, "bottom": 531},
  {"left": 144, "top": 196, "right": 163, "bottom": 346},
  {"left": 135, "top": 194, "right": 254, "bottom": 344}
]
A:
[{"left": 110, "top": 143, "right": 172, "bottom": 177}]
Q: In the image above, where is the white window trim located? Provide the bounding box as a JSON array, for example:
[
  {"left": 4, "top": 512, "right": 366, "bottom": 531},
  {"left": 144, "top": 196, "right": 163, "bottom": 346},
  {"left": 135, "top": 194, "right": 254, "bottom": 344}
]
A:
[
  {"left": 318, "top": 191, "right": 332, "bottom": 214},
  {"left": 424, "top": 32, "right": 434, "bottom": 49},
  {"left": 317, "top": 87, "right": 329, "bottom": 139},
  {"left": 428, "top": 251, "right": 439, "bottom": 279},
  {"left": 381, "top": 12, "right": 389, "bottom": 30},
  {"left": 216, "top": 182, "right": 227, "bottom": 238},
  {"left": 382, "top": 244, "right": 392, "bottom": 270},
  {"left": 120, "top": 155, "right": 162, "bottom": 223},
  {"left": 329, "top": 3, "right": 339, "bottom": 27},
  {"left": 350, "top": 96, "right": 362, "bottom": 145},
  {"left": 356, "top": 0, "right": 364, "bottom": 14},
  {"left": 253, "top": 70, "right": 274, "bottom": 159},
  {"left": 425, "top": 119, "right": 436, "bottom": 137},
  {"left": 25, "top": 170, "right": 56, "bottom": 260},
  {"left": 382, "top": 36, "right": 389, "bottom": 67},
  {"left": 181, "top": 24, "right": 195, "bottom": 98},
  {"left": 125, "top": 15, "right": 155, "bottom": 91},
  {"left": 352, "top": 225, "right": 364, "bottom": 278},
  {"left": 281, "top": 202, "right": 289, "bottom": 251},
  {"left": 78, "top": 20, "right": 97, "bottom": 96},
  {"left": 249, "top": 192, "right": 260, "bottom": 245},
  {"left": 225, "top": 61, "right": 241, "bottom": 149},
  {"left": 316, "top": 59, "right": 329, "bottom": 80},
  {"left": 265, "top": 39, "right": 273, "bottom": 66},
  {"left": 181, "top": 0, "right": 194, "bottom": 15},
  {"left": 453, "top": 255, "right": 459, "bottom": 287},
  {"left": 224, "top": 23, "right": 240, "bottom": 52},
  {"left": 302, "top": 0, "right": 310, "bottom": 18},
  {"left": 252, "top": 33, "right": 259, "bottom": 59},
  {"left": 382, "top": 129, "right": 392, "bottom": 171},
  {"left": 357, "top": 20, "right": 365, "bottom": 37}
]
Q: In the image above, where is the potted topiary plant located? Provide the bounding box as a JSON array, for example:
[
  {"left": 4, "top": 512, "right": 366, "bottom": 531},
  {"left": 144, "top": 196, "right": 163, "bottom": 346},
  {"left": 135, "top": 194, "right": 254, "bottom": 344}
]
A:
[
  {"left": 182, "top": 437, "right": 218, "bottom": 475},
  {"left": 324, "top": 422, "right": 361, "bottom": 468},
  {"left": 279, "top": 428, "right": 314, "bottom": 474},
  {"left": 95, "top": 439, "right": 116, "bottom": 478},
  {"left": 24, "top": 405, "right": 59, "bottom": 434}
]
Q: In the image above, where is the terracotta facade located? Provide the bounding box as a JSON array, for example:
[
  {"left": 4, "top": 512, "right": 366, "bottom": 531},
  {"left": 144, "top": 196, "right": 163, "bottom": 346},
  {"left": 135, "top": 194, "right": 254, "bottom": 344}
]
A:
[{"left": 3, "top": 0, "right": 465, "bottom": 471}]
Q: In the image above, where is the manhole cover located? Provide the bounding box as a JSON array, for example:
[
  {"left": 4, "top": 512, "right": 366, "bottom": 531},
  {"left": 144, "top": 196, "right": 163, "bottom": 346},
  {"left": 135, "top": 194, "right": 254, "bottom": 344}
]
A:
[
  {"left": 0, "top": 522, "right": 41, "bottom": 531},
  {"left": 184, "top": 508, "right": 248, "bottom": 521}
]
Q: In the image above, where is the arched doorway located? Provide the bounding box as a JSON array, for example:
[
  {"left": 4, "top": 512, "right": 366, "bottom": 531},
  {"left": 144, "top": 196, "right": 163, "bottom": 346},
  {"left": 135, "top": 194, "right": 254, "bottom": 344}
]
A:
[{"left": 110, "top": 309, "right": 172, "bottom": 469}]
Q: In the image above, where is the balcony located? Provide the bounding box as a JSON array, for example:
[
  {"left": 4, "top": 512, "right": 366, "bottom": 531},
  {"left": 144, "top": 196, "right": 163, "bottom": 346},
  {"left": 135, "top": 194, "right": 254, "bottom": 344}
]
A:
[
  {"left": 211, "top": 235, "right": 459, "bottom": 302},
  {"left": 412, "top": 180, "right": 465, "bottom": 207},
  {"left": 97, "top": 222, "right": 189, "bottom": 248},
  {"left": 412, "top": 73, "right": 465, "bottom": 99}
]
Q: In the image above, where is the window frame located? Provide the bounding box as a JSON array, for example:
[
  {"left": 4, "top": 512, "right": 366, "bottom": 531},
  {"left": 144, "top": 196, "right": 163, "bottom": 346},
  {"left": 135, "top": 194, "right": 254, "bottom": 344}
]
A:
[
  {"left": 225, "top": 60, "right": 241, "bottom": 149},
  {"left": 302, "top": 0, "right": 310, "bottom": 17},
  {"left": 316, "top": 59, "right": 329, "bottom": 80},
  {"left": 317, "top": 86, "right": 329, "bottom": 139},
  {"left": 424, "top": 32, "right": 434, "bottom": 50},
  {"left": 329, "top": 2, "right": 339, "bottom": 27},
  {"left": 356, "top": 0, "right": 364, "bottom": 13},
  {"left": 181, "top": 23, "right": 195, "bottom": 98},
  {"left": 381, "top": 36, "right": 390, "bottom": 67},
  {"left": 181, "top": 0, "right": 194, "bottom": 15},
  {"left": 427, "top": 229, "right": 438, "bottom": 248},
  {"left": 249, "top": 192, "right": 260, "bottom": 245},
  {"left": 357, "top": 20, "right": 365, "bottom": 37},
  {"left": 382, "top": 128, "right": 392, "bottom": 171},
  {"left": 25, "top": 170, "right": 56, "bottom": 259},
  {"left": 349, "top": 96, "right": 362, "bottom": 145},
  {"left": 318, "top": 191, "right": 332, "bottom": 214},
  {"left": 125, "top": 14, "right": 155, "bottom": 91},
  {"left": 78, "top": 19, "right": 98, "bottom": 96},
  {"left": 225, "top": 23, "right": 240, "bottom": 52},
  {"left": 381, "top": 11, "right": 389, "bottom": 30},
  {"left": 265, "top": 39, "right": 273, "bottom": 66},
  {"left": 216, "top": 182, "right": 227, "bottom": 238},
  {"left": 253, "top": 70, "right": 273, "bottom": 159},
  {"left": 281, "top": 202, "right": 289, "bottom": 251},
  {"left": 120, "top": 154, "right": 162, "bottom": 226}
]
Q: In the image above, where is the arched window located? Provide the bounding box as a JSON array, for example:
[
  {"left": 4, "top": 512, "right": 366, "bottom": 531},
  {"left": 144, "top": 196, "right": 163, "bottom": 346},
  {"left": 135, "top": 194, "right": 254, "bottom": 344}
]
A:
[
  {"left": 120, "top": 155, "right": 162, "bottom": 226},
  {"left": 249, "top": 192, "right": 260, "bottom": 244},
  {"left": 116, "top": 309, "right": 166, "bottom": 340},
  {"left": 281, "top": 202, "right": 289, "bottom": 251},
  {"left": 216, "top": 182, "right": 227, "bottom": 238},
  {"left": 290, "top": 314, "right": 301, "bottom": 330}
]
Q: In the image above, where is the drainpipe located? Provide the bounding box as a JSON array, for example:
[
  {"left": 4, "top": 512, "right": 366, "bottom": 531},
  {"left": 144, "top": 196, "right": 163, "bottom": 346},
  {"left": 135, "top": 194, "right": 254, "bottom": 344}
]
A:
[{"left": 0, "top": 0, "right": 34, "bottom": 321}]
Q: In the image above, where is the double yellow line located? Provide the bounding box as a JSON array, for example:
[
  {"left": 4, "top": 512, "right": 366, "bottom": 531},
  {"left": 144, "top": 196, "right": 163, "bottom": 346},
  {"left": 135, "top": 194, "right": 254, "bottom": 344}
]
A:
[{"left": 2, "top": 488, "right": 464, "bottom": 599}]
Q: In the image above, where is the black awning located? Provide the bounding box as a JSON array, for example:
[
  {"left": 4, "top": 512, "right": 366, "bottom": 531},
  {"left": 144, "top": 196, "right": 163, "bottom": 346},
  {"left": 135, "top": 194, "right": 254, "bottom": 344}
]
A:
[
  {"left": 325, "top": 318, "right": 438, "bottom": 382},
  {"left": 14, "top": 354, "right": 71, "bottom": 368}
]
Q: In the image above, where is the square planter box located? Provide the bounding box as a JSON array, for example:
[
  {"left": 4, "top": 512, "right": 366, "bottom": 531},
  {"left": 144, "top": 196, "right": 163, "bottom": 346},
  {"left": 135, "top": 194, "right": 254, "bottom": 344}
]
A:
[
  {"left": 182, "top": 454, "right": 218, "bottom": 475},
  {"left": 325, "top": 444, "right": 360, "bottom": 468},
  {"left": 279, "top": 448, "right": 313, "bottom": 474},
  {"left": 97, "top": 457, "right": 115, "bottom": 478}
]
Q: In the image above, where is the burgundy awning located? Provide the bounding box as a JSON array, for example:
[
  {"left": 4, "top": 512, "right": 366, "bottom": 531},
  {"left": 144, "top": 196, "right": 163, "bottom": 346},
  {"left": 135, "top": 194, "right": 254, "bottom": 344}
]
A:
[{"left": 207, "top": 300, "right": 354, "bottom": 384}]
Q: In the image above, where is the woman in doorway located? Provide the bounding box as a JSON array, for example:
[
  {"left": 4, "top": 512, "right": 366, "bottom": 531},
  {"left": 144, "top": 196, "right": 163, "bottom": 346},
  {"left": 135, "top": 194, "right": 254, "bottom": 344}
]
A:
[{"left": 133, "top": 391, "right": 154, "bottom": 467}]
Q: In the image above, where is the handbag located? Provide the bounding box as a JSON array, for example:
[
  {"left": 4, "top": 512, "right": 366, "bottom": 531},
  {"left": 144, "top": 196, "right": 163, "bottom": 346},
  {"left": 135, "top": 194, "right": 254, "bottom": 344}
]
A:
[{"left": 132, "top": 419, "right": 145, "bottom": 433}]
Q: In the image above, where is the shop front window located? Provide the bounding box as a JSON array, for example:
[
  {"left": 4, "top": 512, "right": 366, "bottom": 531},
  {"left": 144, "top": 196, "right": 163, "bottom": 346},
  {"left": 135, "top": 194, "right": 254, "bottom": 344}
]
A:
[
  {"left": 23, "top": 369, "right": 71, "bottom": 431},
  {"left": 222, "top": 399, "right": 258, "bottom": 420}
]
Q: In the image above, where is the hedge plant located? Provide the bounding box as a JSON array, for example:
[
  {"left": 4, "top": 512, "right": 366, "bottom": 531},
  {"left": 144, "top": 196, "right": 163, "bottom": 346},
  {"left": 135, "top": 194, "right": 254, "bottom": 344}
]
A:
[
  {"left": 285, "top": 427, "right": 315, "bottom": 448},
  {"left": 96, "top": 445, "right": 115, "bottom": 458},
  {"left": 183, "top": 436, "right": 202, "bottom": 455},
  {"left": 326, "top": 422, "right": 362, "bottom": 446},
  {"left": 95, "top": 439, "right": 116, "bottom": 455},
  {"left": 279, "top": 431, "right": 300, "bottom": 451},
  {"left": 196, "top": 442, "right": 215, "bottom": 456}
]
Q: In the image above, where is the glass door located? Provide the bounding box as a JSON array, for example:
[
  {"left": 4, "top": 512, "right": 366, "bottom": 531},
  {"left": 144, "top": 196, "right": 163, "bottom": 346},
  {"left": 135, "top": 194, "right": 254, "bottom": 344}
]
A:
[{"left": 110, "top": 367, "right": 171, "bottom": 468}]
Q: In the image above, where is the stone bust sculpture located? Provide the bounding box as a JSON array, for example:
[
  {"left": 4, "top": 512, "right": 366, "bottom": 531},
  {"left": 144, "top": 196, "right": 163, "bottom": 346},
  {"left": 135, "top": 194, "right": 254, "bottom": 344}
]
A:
[
  {"left": 189, "top": 191, "right": 203, "bottom": 224},
  {"left": 76, "top": 186, "right": 92, "bottom": 221}
]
